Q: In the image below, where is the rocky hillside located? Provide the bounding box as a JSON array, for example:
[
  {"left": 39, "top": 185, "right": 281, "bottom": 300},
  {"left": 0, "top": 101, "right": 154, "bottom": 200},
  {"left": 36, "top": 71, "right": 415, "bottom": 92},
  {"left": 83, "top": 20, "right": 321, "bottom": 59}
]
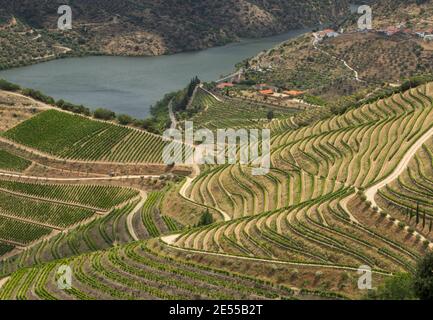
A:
[
  {"left": 372, "top": 0, "right": 433, "bottom": 30},
  {"left": 242, "top": 0, "right": 433, "bottom": 105},
  {"left": 0, "top": 0, "right": 350, "bottom": 69}
]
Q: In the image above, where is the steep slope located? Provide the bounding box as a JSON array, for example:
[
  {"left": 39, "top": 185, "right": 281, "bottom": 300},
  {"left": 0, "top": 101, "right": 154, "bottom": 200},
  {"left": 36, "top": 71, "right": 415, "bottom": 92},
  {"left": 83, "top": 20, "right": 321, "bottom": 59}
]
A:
[{"left": 0, "top": 0, "right": 351, "bottom": 70}]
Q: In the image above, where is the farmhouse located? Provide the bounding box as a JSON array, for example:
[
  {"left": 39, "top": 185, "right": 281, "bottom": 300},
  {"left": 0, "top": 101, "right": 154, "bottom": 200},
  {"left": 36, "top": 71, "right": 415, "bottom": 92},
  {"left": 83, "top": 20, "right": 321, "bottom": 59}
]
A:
[
  {"left": 259, "top": 89, "right": 274, "bottom": 95},
  {"left": 283, "top": 90, "right": 305, "bottom": 97},
  {"left": 216, "top": 82, "right": 234, "bottom": 89}
]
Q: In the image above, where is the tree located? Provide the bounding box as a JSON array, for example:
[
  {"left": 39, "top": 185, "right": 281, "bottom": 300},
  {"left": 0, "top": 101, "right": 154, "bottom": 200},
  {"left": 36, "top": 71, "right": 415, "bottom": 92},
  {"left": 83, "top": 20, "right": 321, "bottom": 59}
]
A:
[
  {"left": 423, "top": 210, "right": 426, "bottom": 229},
  {"left": 0, "top": 79, "right": 20, "bottom": 91},
  {"left": 197, "top": 209, "right": 213, "bottom": 227},
  {"left": 366, "top": 273, "right": 415, "bottom": 300},
  {"left": 416, "top": 203, "right": 420, "bottom": 225},
  {"left": 267, "top": 110, "right": 274, "bottom": 121},
  {"left": 117, "top": 114, "right": 133, "bottom": 125},
  {"left": 94, "top": 108, "right": 115, "bottom": 120},
  {"left": 414, "top": 252, "right": 433, "bottom": 300}
]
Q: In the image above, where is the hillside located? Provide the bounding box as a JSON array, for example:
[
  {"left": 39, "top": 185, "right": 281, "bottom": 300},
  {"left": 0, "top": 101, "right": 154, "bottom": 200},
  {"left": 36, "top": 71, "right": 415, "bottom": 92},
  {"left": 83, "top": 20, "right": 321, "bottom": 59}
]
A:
[
  {"left": 241, "top": 31, "right": 433, "bottom": 104},
  {"left": 368, "top": 0, "right": 433, "bottom": 31},
  {"left": 0, "top": 0, "right": 350, "bottom": 70},
  {"left": 2, "top": 1, "right": 433, "bottom": 302},
  {"left": 1, "top": 79, "right": 433, "bottom": 299}
]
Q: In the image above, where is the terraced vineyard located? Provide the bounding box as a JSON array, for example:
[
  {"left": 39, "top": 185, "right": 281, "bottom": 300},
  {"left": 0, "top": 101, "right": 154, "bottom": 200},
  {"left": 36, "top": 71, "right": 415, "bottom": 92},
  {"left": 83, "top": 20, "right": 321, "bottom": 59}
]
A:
[
  {"left": 0, "top": 241, "right": 293, "bottom": 300},
  {"left": 2, "top": 81, "right": 433, "bottom": 300},
  {"left": 167, "top": 83, "right": 433, "bottom": 280},
  {"left": 190, "top": 89, "right": 297, "bottom": 131},
  {"left": 0, "top": 180, "right": 139, "bottom": 210},
  {"left": 376, "top": 137, "right": 433, "bottom": 239},
  {"left": 140, "top": 190, "right": 178, "bottom": 237},
  {"left": 0, "top": 150, "right": 31, "bottom": 172},
  {"left": 0, "top": 179, "right": 140, "bottom": 261},
  {"left": 2, "top": 109, "right": 187, "bottom": 163}
]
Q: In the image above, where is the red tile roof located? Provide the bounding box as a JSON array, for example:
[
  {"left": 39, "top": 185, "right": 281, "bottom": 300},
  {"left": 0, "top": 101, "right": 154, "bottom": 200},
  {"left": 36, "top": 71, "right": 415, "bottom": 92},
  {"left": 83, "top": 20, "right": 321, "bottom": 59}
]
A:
[
  {"left": 216, "top": 82, "right": 234, "bottom": 89},
  {"left": 260, "top": 89, "right": 274, "bottom": 95}
]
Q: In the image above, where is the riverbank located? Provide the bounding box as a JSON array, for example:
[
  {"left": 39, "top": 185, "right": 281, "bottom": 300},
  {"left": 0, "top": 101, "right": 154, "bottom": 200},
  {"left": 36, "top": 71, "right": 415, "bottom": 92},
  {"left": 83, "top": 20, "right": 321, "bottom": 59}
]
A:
[{"left": 0, "top": 29, "right": 310, "bottom": 118}]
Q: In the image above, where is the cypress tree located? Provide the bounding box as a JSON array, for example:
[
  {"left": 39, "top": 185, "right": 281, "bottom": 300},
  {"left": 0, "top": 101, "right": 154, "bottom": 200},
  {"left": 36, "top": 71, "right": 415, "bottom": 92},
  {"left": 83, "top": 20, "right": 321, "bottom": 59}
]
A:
[
  {"left": 423, "top": 210, "right": 426, "bottom": 229},
  {"left": 197, "top": 209, "right": 213, "bottom": 227}
]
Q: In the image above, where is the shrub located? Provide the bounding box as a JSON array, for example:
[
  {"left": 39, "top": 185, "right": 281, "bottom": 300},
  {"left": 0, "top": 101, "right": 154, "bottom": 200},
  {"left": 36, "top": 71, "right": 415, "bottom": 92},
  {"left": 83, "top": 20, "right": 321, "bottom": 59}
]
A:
[
  {"left": 117, "top": 114, "right": 134, "bottom": 125},
  {"left": 196, "top": 209, "right": 213, "bottom": 227},
  {"left": 22, "top": 88, "right": 55, "bottom": 105},
  {"left": 0, "top": 79, "right": 20, "bottom": 91},
  {"left": 94, "top": 108, "right": 116, "bottom": 120},
  {"left": 366, "top": 273, "right": 415, "bottom": 300},
  {"left": 290, "top": 269, "right": 299, "bottom": 281},
  {"left": 414, "top": 252, "right": 433, "bottom": 300},
  {"left": 398, "top": 222, "right": 406, "bottom": 229}
]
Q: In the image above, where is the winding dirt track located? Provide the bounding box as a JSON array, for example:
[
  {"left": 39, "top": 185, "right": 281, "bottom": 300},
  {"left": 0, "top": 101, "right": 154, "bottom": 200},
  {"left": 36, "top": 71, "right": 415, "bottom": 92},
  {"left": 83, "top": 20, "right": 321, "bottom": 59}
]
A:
[
  {"left": 168, "top": 99, "right": 177, "bottom": 130},
  {"left": 160, "top": 239, "right": 390, "bottom": 275},
  {"left": 0, "top": 277, "right": 10, "bottom": 290},
  {"left": 365, "top": 125, "right": 433, "bottom": 209},
  {"left": 126, "top": 191, "right": 148, "bottom": 241},
  {"left": 163, "top": 103, "right": 433, "bottom": 269}
]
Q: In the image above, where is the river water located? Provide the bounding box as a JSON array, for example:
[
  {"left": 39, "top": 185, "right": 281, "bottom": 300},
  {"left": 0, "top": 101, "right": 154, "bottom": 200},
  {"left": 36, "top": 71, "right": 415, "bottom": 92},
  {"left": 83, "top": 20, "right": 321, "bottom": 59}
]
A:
[{"left": 0, "top": 29, "right": 309, "bottom": 118}]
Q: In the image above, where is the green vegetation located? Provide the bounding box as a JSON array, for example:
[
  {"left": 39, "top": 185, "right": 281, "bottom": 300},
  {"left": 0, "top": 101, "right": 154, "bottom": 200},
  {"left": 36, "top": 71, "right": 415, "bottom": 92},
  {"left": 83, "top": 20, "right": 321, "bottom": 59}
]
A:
[
  {"left": 0, "top": 79, "right": 20, "bottom": 91},
  {"left": 0, "top": 216, "right": 51, "bottom": 245},
  {"left": 93, "top": 108, "right": 115, "bottom": 121},
  {"left": 0, "top": 180, "right": 138, "bottom": 210},
  {"left": 2, "top": 109, "right": 175, "bottom": 163},
  {"left": 0, "top": 150, "right": 31, "bottom": 172},
  {"left": 189, "top": 89, "right": 296, "bottom": 131},
  {"left": 366, "top": 273, "right": 416, "bottom": 300},
  {"left": 197, "top": 209, "right": 214, "bottom": 227},
  {"left": 0, "top": 191, "right": 95, "bottom": 228},
  {"left": 0, "top": 241, "right": 293, "bottom": 300},
  {"left": 414, "top": 252, "right": 433, "bottom": 300}
]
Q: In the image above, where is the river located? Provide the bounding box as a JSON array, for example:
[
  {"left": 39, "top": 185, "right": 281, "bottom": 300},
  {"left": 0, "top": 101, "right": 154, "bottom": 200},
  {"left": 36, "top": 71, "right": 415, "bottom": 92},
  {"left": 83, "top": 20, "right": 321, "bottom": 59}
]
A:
[{"left": 0, "top": 29, "right": 309, "bottom": 118}]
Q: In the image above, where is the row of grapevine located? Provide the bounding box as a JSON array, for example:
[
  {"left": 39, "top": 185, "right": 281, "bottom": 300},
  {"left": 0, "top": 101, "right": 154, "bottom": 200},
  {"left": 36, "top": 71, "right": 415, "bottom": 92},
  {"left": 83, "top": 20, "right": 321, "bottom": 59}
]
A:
[
  {"left": 2, "top": 109, "right": 175, "bottom": 163},
  {"left": 0, "top": 179, "right": 139, "bottom": 210},
  {"left": 0, "top": 150, "right": 31, "bottom": 172},
  {"left": 0, "top": 241, "right": 293, "bottom": 300}
]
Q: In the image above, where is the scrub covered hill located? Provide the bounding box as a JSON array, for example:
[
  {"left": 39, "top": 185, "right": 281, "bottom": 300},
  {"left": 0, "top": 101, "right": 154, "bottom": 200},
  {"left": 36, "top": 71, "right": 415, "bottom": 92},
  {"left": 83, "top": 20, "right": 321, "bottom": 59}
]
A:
[{"left": 0, "top": 0, "right": 351, "bottom": 69}]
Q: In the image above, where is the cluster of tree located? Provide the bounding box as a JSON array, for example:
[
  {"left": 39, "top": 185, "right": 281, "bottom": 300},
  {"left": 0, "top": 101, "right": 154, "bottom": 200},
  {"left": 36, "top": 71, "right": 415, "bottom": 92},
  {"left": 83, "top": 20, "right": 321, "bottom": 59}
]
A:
[
  {"left": 175, "top": 76, "right": 201, "bottom": 112},
  {"left": 331, "top": 74, "right": 433, "bottom": 116},
  {"left": 196, "top": 209, "right": 214, "bottom": 227},
  {"left": 56, "top": 99, "right": 91, "bottom": 116},
  {"left": 366, "top": 252, "right": 433, "bottom": 300},
  {"left": 405, "top": 203, "right": 432, "bottom": 233},
  {"left": 22, "top": 88, "right": 55, "bottom": 105},
  {"left": 93, "top": 108, "right": 116, "bottom": 120},
  {"left": 0, "top": 79, "right": 20, "bottom": 91},
  {"left": 147, "top": 76, "right": 202, "bottom": 134}
]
